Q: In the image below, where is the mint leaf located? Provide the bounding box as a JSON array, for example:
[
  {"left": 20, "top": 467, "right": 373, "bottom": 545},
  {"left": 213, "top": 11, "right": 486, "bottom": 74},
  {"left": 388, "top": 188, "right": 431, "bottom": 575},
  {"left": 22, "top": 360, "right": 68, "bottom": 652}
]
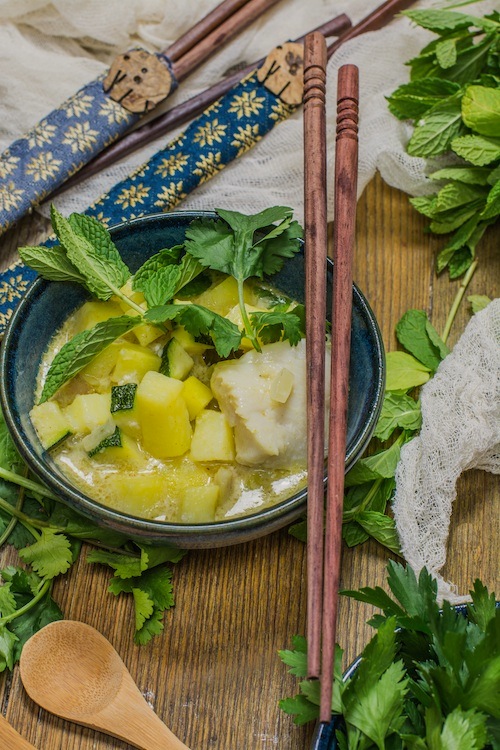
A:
[
  {"left": 384, "top": 351, "right": 431, "bottom": 391},
  {"left": 468, "top": 294, "right": 491, "bottom": 313},
  {"left": 40, "top": 315, "right": 139, "bottom": 402},
  {"left": 132, "top": 246, "right": 183, "bottom": 307},
  {"left": 345, "top": 440, "right": 403, "bottom": 487},
  {"left": 480, "top": 180, "right": 500, "bottom": 221},
  {"left": 395, "top": 309, "right": 449, "bottom": 370},
  {"left": 429, "top": 166, "right": 492, "bottom": 186},
  {"left": 436, "top": 38, "right": 458, "bottom": 69},
  {"left": 462, "top": 84, "right": 500, "bottom": 137},
  {"left": 374, "top": 392, "right": 422, "bottom": 441},
  {"left": 173, "top": 255, "right": 205, "bottom": 296},
  {"left": 18, "top": 528, "right": 73, "bottom": 579},
  {"left": 356, "top": 512, "right": 401, "bottom": 555},
  {"left": 50, "top": 206, "right": 130, "bottom": 299},
  {"left": 387, "top": 78, "right": 461, "bottom": 120},
  {"left": 451, "top": 134, "right": 500, "bottom": 165},
  {"left": 18, "top": 244, "right": 87, "bottom": 284},
  {"left": 435, "top": 181, "right": 488, "bottom": 213},
  {"left": 403, "top": 10, "right": 497, "bottom": 34},
  {"left": 407, "top": 96, "right": 464, "bottom": 157}
]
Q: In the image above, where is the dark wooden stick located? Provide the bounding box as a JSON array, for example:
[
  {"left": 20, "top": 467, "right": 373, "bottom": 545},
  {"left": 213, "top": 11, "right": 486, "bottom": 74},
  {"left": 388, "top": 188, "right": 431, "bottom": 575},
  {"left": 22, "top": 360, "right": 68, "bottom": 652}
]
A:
[
  {"left": 303, "top": 31, "right": 328, "bottom": 684},
  {"left": 327, "top": 0, "right": 416, "bottom": 59},
  {"left": 50, "top": 14, "right": 351, "bottom": 199},
  {"left": 164, "top": 0, "right": 252, "bottom": 62},
  {"left": 320, "top": 64, "right": 359, "bottom": 724},
  {"left": 172, "top": 0, "right": 283, "bottom": 81}
]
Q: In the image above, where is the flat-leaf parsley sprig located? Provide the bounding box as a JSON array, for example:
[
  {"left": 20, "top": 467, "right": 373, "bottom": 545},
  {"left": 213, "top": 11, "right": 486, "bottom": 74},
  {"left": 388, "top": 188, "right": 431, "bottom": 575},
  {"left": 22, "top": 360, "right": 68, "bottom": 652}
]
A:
[{"left": 279, "top": 561, "right": 499, "bottom": 749}]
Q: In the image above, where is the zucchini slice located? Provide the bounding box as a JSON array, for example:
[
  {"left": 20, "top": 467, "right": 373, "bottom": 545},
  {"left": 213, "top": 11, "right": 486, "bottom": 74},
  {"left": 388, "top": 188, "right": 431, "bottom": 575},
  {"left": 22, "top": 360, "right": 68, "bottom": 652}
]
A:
[
  {"left": 110, "top": 383, "right": 137, "bottom": 413},
  {"left": 160, "top": 338, "right": 194, "bottom": 380}
]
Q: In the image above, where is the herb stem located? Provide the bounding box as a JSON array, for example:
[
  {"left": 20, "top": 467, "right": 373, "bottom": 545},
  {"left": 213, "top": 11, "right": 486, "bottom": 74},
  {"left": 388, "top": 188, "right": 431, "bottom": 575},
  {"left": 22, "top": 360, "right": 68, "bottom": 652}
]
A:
[
  {"left": 0, "top": 494, "right": 55, "bottom": 532},
  {"left": 441, "top": 258, "right": 478, "bottom": 345},
  {"left": 343, "top": 478, "right": 384, "bottom": 523},
  {"left": 0, "top": 578, "right": 51, "bottom": 626},
  {"left": 238, "top": 280, "right": 261, "bottom": 352},
  {"left": 0, "top": 467, "right": 59, "bottom": 501}
]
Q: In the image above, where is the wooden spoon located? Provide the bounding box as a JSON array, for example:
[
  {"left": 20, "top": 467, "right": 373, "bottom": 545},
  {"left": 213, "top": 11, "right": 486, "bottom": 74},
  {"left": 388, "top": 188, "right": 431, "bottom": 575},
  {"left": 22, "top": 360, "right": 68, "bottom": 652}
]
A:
[
  {"left": 19, "top": 620, "right": 190, "bottom": 750},
  {"left": 0, "top": 715, "right": 38, "bottom": 749}
]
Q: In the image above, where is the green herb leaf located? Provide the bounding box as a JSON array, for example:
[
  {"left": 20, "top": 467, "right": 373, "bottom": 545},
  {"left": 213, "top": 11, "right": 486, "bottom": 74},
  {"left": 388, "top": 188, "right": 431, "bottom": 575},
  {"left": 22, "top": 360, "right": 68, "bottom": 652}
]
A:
[
  {"left": 18, "top": 528, "right": 73, "bottom": 579},
  {"left": 356, "top": 512, "right": 401, "bottom": 555},
  {"left": 87, "top": 549, "right": 144, "bottom": 579},
  {"left": 385, "top": 351, "right": 431, "bottom": 391},
  {"left": 132, "top": 588, "right": 154, "bottom": 631},
  {"left": 0, "top": 582, "right": 17, "bottom": 617},
  {"left": 480, "top": 179, "right": 500, "bottom": 220},
  {"left": 40, "top": 315, "right": 139, "bottom": 402},
  {"left": 132, "top": 247, "right": 183, "bottom": 307},
  {"left": 0, "top": 626, "right": 18, "bottom": 672},
  {"left": 436, "top": 38, "right": 458, "bottom": 69},
  {"left": 395, "top": 309, "right": 449, "bottom": 370},
  {"left": 145, "top": 304, "right": 241, "bottom": 358},
  {"left": 429, "top": 165, "right": 492, "bottom": 185},
  {"left": 18, "top": 245, "right": 87, "bottom": 284},
  {"left": 374, "top": 392, "right": 422, "bottom": 441},
  {"left": 50, "top": 206, "right": 130, "bottom": 299},
  {"left": 451, "top": 134, "right": 500, "bottom": 165},
  {"left": 462, "top": 84, "right": 500, "bottom": 137},
  {"left": 249, "top": 310, "right": 303, "bottom": 346},
  {"left": 404, "top": 9, "right": 497, "bottom": 34},
  {"left": 387, "top": 78, "right": 461, "bottom": 120},
  {"left": 468, "top": 294, "right": 491, "bottom": 313},
  {"left": 407, "top": 96, "right": 464, "bottom": 157},
  {"left": 345, "top": 439, "right": 403, "bottom": 487}
]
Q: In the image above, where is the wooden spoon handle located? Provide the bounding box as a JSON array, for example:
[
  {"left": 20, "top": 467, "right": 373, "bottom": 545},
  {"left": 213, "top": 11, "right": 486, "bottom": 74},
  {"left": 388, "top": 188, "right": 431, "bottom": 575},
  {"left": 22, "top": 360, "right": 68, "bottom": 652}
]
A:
[{"left": 0, "top": 715, "right": 38, "bottom": 750}]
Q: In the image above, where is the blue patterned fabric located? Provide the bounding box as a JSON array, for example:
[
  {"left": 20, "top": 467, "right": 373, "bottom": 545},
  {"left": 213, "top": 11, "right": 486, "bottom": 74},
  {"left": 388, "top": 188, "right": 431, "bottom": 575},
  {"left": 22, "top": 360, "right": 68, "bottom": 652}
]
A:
[
  {"left": 0, "top": 51, "right": 176, "bottom": 236},
  {"left": 0, "top": 70, "right": 297, "bottom": 334}
]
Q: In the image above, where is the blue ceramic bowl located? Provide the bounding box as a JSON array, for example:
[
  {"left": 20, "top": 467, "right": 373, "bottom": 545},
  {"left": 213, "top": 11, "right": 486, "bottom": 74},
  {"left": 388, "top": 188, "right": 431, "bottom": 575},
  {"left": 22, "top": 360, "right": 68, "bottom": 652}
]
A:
[{"left": 0, "top": 211, "right": 385, "bottom": 548}]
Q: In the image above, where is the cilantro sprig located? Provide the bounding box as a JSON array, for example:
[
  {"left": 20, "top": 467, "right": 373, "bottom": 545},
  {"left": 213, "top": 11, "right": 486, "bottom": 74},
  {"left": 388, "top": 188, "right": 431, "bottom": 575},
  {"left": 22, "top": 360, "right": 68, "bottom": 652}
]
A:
[
  {"left": 387, "top": 9, "right": 500, "bottom": 278},
  {"left": 279, "top": 561, "right": 499, "bottom": 749}
]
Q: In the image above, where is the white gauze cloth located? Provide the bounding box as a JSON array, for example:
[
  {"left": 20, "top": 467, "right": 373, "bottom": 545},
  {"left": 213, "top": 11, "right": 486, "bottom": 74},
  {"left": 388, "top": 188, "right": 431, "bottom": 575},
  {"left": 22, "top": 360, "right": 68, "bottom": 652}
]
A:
[{"left": 393, "top": 300, "right": 500, "bottom": 604}]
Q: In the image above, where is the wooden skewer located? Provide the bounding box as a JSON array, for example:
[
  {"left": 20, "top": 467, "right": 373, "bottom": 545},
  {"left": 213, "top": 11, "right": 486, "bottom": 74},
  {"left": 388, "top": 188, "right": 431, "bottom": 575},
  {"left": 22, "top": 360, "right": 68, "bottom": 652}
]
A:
[
  {"left": 303, "top": 31, "right": 328, "bottom": 683},
  {"left": 165, "top": 0, "right": 253, "bottom": 62},
  {"left": 320, "top": 63, "right": 359, "bottom": 723},
  {"left": 172, "top": 0, "right": 282, "bottom": 81},
  {"left": 50, "top": 14, "right": 351, "bottom": 199}
]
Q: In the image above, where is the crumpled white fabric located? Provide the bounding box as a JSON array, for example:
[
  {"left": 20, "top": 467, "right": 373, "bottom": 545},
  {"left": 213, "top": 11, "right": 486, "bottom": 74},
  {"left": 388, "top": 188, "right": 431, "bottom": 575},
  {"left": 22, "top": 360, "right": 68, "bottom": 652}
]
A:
[
  {"left": 393, "top": 300, "right": 500, "bottom": 603},
  {"left": 0, "top": 0, "right": 495, "bottom": 223}
]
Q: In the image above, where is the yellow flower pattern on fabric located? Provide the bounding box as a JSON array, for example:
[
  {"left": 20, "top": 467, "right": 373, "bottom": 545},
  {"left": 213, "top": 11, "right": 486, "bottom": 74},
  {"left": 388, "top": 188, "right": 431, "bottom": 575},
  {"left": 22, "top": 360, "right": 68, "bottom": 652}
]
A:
[
  {"left": 0, "top": 183, "right": 24, "bottom": 212},
  {"left": 115, "top": 183, "right": 151, "bottom": 209},
  {"left": 228, "top": 90, "right": 265, "bottom": 119},
  {"left": 99, "top": 99, "right": 131, "bottom": 126},
  {"left": 65, "top": 93, "right": 94, "bottom": 118},
  {"left": 155, "top": 154, "right": 189, "bottom": 178},
  {"left": 62, "top": 122, "right": 99, "bottom": 154},
  {"left": 154, "top": 181, "right": 186, "bottom": 210},
  {"left": 27, "top": 122, "right": 57, "bottom": 149},
  {"left": 231, "top": 124, "right": 261, "bottom": 157},
  {"left": 269, "top": 100, "right": 294, "bottom": 123},
  {"left": 193, "top": 152, "right": 224, "bottom": 184},
  {"left": 26, "top": 153, "right": 63, "bottom": 182},
  {"left": 193, "top": 120, "right": 227, "bottom": 147},
  {"left": 0, "top": 274, "right": 30, "bottom": 305},
  {"left": 0, "top": 155, "right": 20, "bottom": 179}
]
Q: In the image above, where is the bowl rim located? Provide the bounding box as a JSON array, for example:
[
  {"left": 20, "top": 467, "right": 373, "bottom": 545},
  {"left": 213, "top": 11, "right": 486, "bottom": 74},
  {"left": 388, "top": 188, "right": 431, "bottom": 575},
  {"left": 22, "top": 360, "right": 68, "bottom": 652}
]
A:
[{"left": 0, "top": 210, "right": 385, "bottom": 540}]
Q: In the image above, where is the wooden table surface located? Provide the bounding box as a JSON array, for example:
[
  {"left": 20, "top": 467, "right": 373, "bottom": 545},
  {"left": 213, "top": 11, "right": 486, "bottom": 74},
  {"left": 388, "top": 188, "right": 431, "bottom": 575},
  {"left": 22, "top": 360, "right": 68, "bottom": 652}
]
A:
[{"left": 0, "top": 173, "right": 498, "bottom": 749}]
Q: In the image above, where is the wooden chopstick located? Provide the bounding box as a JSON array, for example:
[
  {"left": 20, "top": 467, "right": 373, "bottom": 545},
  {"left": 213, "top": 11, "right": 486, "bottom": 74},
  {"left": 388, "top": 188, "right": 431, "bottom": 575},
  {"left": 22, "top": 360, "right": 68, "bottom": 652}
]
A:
[
  {"left": 303, "top": 31, "right": 328, "bottom": 683},
  {"left": 165, "top": 0, "right": 253, "bottom": 62},
  {"left": 320, "top": 63, "right": 359, "bottom": 723},
  {"left": 327, "top": 0, "right": 417, "bottom": 59},
  {"left": 172, "top": 0, "right": 283, "bottom": 81},
  {"left": 50, "top": 14, "right": 351, "bottom": 199}
]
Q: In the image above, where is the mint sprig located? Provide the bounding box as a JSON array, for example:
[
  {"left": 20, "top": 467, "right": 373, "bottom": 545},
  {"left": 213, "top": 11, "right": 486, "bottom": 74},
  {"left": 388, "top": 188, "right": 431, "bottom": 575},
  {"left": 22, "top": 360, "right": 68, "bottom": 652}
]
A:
[{"left": 387, "top": 9, "right": 500, "bottom": 278}]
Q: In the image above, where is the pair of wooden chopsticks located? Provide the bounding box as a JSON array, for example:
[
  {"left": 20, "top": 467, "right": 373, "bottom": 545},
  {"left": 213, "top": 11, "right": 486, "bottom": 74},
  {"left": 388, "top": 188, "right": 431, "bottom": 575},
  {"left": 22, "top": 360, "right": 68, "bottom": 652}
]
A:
[
  {"left": 52, "top": 0, "right": 415, "bottom": 200},
  {"left": 303, "top": 34, "right": 359, "bottom": 724},
  {"left": 165, "top": 0, "right": 282, "bottom": 82}
]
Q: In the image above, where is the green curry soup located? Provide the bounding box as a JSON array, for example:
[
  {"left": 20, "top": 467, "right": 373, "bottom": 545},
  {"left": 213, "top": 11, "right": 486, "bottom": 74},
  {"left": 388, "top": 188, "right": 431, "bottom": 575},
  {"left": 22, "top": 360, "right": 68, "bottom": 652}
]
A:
[{"left": 31, "top": 275, "right": 311, "bottom": 524}]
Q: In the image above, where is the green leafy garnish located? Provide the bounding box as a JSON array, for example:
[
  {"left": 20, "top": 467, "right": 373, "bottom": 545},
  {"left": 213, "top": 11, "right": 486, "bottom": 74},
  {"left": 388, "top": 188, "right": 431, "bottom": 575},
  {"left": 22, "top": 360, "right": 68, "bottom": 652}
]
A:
[
  {"left": 184, "top": 207, "right": 303, "bottom": 350},
  {"left": 279, "top": 562, "right": 499, "bottom": 749},
  {"left": 387, "top": 9, "right": 500, "bottom": 277}
]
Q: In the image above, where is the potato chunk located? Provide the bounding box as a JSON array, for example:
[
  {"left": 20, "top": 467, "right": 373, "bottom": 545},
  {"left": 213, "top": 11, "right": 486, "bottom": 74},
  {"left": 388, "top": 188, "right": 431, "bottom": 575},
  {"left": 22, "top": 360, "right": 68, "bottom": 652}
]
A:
[
  {"left": 179, "top": 484, "right": 220, "bottom": 523},
  {"left": 190, "top": 409, "right": 235, "bottom": 462},
  {"left": 136, "top": 371, "right": 191, "bottom": 458},
  {"left": 182, "top": 376, "right": 213, "bottom": 420},
  {"left": 63, "top": 393, "right": 111, "bottom": 435},
  {"left": 112, "top": 342, "right": 161, "bottom": 384}
]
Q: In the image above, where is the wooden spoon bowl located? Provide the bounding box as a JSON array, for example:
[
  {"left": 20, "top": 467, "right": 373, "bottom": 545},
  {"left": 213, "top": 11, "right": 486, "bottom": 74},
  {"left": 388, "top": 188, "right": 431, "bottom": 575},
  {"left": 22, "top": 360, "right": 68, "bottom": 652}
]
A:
[{"left": 20, "top": 620, "right": 190, "bottom": 750}]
